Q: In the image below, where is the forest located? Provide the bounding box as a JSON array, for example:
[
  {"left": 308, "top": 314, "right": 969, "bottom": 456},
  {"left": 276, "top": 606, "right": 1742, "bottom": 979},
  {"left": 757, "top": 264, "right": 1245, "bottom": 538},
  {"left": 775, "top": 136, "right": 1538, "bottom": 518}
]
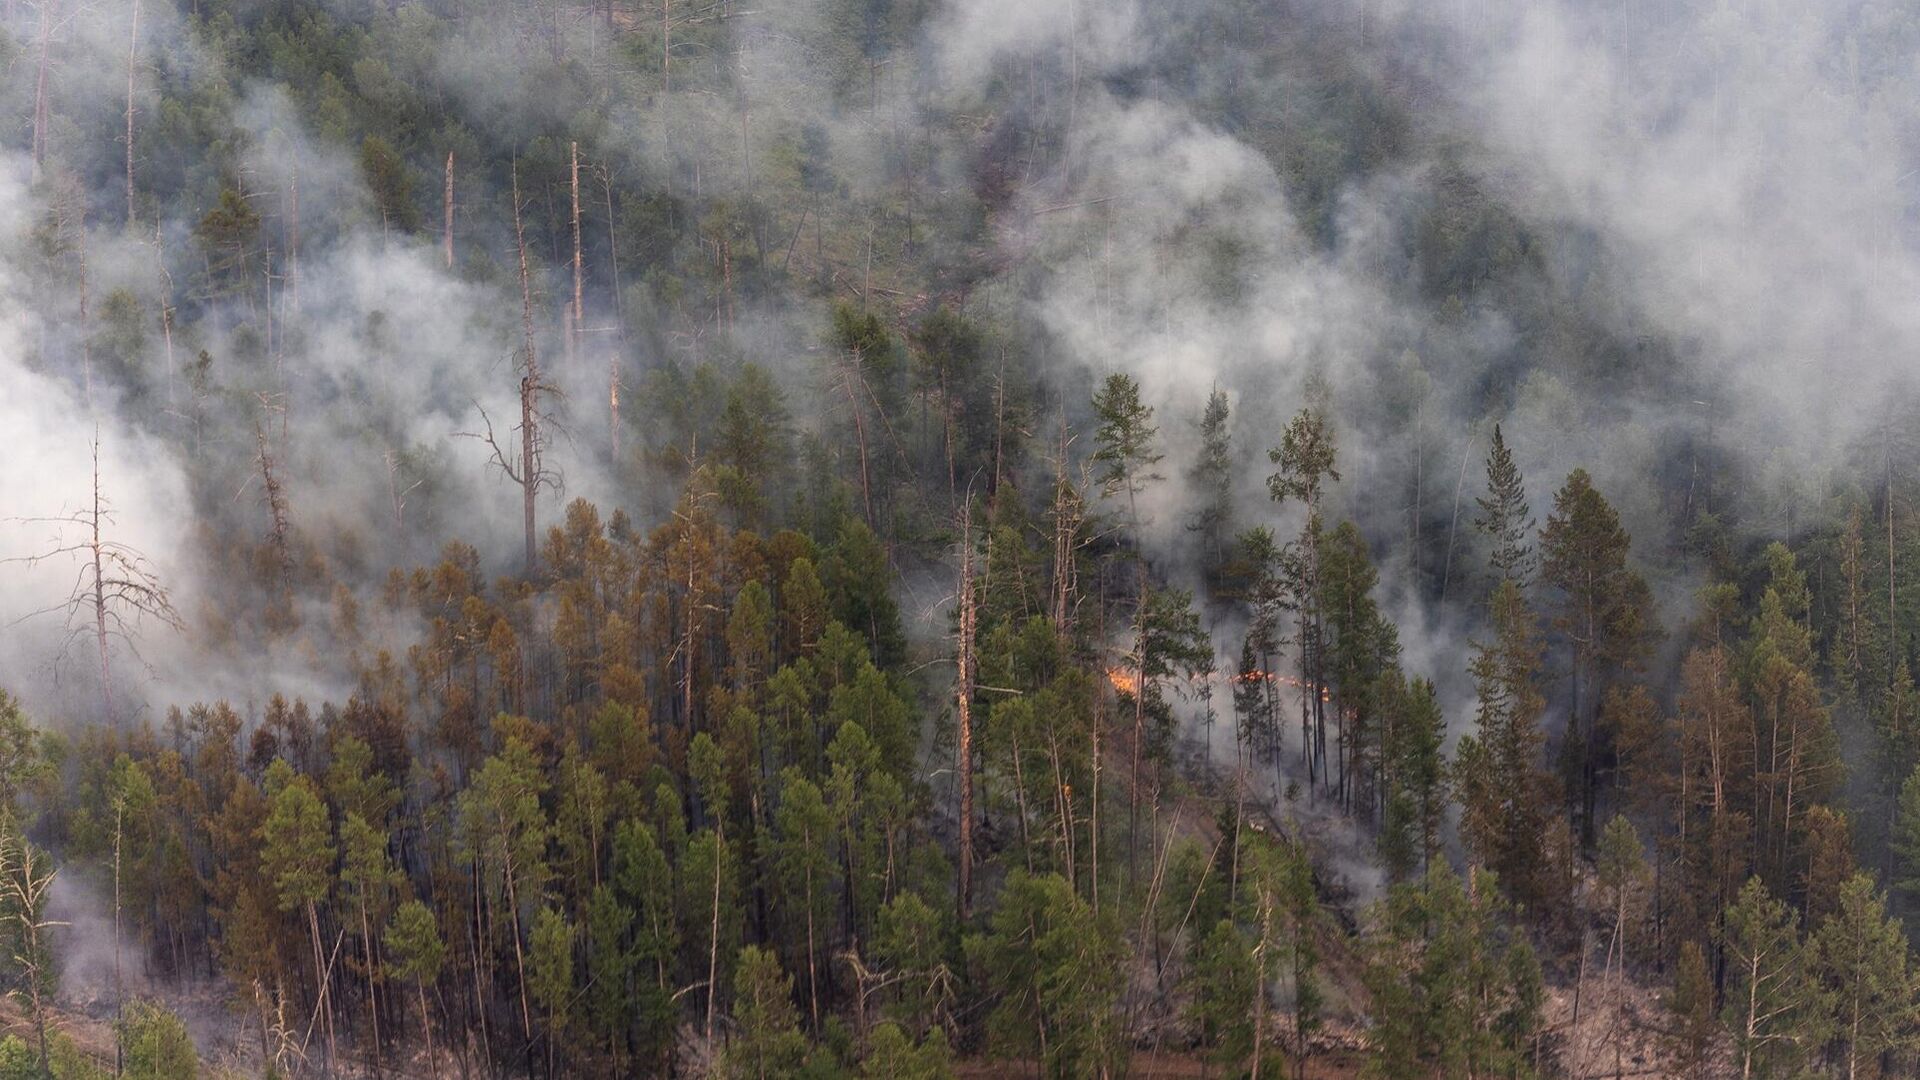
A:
[{"left": 2, "top": 0, "right": 1920, "bottom": 1076}]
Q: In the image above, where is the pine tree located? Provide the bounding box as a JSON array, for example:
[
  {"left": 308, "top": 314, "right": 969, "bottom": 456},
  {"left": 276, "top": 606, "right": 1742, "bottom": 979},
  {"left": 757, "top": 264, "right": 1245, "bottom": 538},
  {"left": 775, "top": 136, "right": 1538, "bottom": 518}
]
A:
[
  {"left": 1894, "top": 765, "right": 1920, "bottom": 906},
  {"left": 1187, "top": 919, "right": 1255, "bottom": 1072},
  {"left": 117, "top": 999, "right": 196, "bottom": 1080},
  {"left": 527, "top": 906, "right": 574, "bottom": 1074},
  {"left": 1090, "top": 372, "right": 1163, "bottom": 536},
  {"left": 1664, "top": 941, "right": 1716, "bottom": 1079},
  {"left": 1361, "top": 863, "right": 1540, "bottom": 1078},
  {"left": 1269, "top": 406, "right": 1341, "bottom": 795},
  {"left": 1721, "top": 876, "right": 1818, "bottom": 1080},
  {"left": 1454, "top": 580, "right": 1557, "bottom": 910},
  {"left": 771, "top": 768, "right": 835, "bottom": 1028},
  {"left": 1123, "top": 584, "right": 1211, "bottom": 877},
  {"left": 584, "top": 885, "right": 635, "bottom": 1062},
  {"left": 258, "top": 760, "right": 338, "bottom": 1071},
  {"left": 970, "top": 870, "right": 1124, "bottom": 1077},
  {"left": 455, "top": 735, "right": 552, "bottom": 1050},
  {"left": 1596, "top": 815, "right": 1646, "bottom": 981},
  {"left": 338, "top": 811, "right": 399, "bottom": 1063},
  {"left": 612, "top": 819, "right": 679, "bottom": 1067},
  {"left": 1378, "top": 674, "right": 1446, "bottom": 882},
  {"left": 862, "top": 1022, "right": 954, "bottom": 1080},
  {"left": 728, "top": 945, "right": 809, "bottom": 1079},
  {"left": 1319, "top": 520, "right": 1399, "bottom": 815},
  {"left": 1540, "top": 468, "right": 1653, "bottom": 841},
  {"left": 1188, "top": 387, "right": 1234, "bottom": 579},
  {"left": 1810, "top": 873, "right": 1915, "bottom": 1080},
  {"left": 1473, "top": 423, "right": 1535, "bottom": 588},
  {"left": 383, "top": 899, "right": 446, "bottom": 1075}
]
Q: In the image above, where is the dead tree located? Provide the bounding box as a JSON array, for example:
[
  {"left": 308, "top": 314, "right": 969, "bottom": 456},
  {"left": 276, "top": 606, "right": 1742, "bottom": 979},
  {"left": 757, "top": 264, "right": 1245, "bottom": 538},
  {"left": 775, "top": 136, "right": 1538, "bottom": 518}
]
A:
[
  {"left": 955, "top": 497, "right": 978, "bottom": 921},
  {"left": 0, "top": 826, "right": 64, "bottom": 1073},
  {"left": 570, "top": 140, "right": 585, "bottom": 364},
  {"left": 124, "top": 0, "right": 139, "bottom": 221},
  {"left": 462, "top": 163, "right": 557, "bottom": 577},
  {"left": 384, "top": 447, "right": 422, "bottom": 531},
  {"left": 2, "top": 433, "right": 182, "bottom": 721},
  {"left": 443, "top": 151, "right": 455, "bottom": 268},
  {"left": 255, "top": 422, "right": 293, "bottom": 582},
  {"left": 31, "top": 0, "right": 52, "bottom": 179}
]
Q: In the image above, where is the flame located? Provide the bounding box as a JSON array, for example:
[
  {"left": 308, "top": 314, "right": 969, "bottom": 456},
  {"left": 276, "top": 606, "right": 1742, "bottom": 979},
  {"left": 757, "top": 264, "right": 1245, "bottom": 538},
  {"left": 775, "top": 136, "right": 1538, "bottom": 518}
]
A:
[
  {"left": 1106, "top": 665, "right": 1330, "bottom": 704},
  {"left": 1231, "top": 669, "right": 1332, "bottom": 703}
]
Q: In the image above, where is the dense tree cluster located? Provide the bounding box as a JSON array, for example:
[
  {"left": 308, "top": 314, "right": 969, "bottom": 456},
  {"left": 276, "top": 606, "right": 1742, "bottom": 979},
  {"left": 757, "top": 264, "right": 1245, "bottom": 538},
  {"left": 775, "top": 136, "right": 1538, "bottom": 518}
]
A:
[{"left": 4, "top": 0, "right": 1920, "bottom": 1077}]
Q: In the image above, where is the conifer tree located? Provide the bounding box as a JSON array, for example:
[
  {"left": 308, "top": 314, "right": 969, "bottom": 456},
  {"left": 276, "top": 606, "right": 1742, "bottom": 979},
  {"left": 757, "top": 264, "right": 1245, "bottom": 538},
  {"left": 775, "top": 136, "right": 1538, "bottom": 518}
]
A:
[
  {"left": 1269, "top": 406, "right": 1341, "bottom": 794},
  {"left": 258, "top": 760, "right": 338, "bottom": 1071},
  {"left": 612, "top": 819, "right": 679, "bottom": 1067},
  {"left": 1664, "top": 941, "right": 1717, "bottom": 1079},
  {"left": 527, "top": 906, "right": 574, "bottom": 1074},
  {"left": 383, "top": 899, "right": 446, "bottom": 1075},
  {"left": 584, "top": 884, "right": 635, "bottom": 1062},
  {"left": 1540, "top": 468, "right": 1653, "bottom": 840},
  {"left": 1090, "top": 372, "right": 1163, "bottom": 538},
  {"left": 971, "top": 871, "right": 1123, "bottom": 1078},
  {"left": 728, "top": 945, "right": 809, "bottom": 1079},
  {"left": 862, "top": 1022, "right": 954, "bottom": 1080},
  {"left": 1810, "top": 873, "right": 1914, "bottom": 1080},
  {"left": 1721, "top": 876, "right": 1818, "bottom": 1080},
  {"left": 772, "top": 767, "right": 834, "bottom": 1028},
  {"left": 1453, "top": 580, "right": 1556, "bottom": 909},
  {"left": 1473, "top": 423, "right": 1535, "bottom": 589},
  {"left": 1378, "top": 674, "right": 1446, "bottom": 882},
  {"left": 1187, "top": 919, "right": 1256, "bottom": 1072},
  {"left": 1188, "top": 388, "right": 1234, "bottom": 578}
]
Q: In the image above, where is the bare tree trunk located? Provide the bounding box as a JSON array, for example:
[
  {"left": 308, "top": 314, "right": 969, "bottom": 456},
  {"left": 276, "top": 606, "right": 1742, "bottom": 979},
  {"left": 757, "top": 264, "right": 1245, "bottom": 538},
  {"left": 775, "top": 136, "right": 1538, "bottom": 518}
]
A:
[
  {"left": 513, "top": 165, "right": 540, "bottom": 576},
  {"left": 32, "top": 0, "right": 52, "bottom": 180},
  {"left": 1089, "top": 696, "right": 1101, "bottom": 913},
  {"left": 125, "top": 0, "right": 139, "bottom": 221},
  {"left": 309, "top": 900, "right": 337, "bottom": 1075},
  {"left": 500, "top": 855, "right": 533, "bottom": 1062},
  {"left": 91, "top": 437, "right": 113, "bottom": 719},
  {"left": 444, "top": 152, "right": 455, "bottom": 269},
  {"left": 956, "top": 500, "right": 977, "bottom": 921},
  {"left": 843, "top": 366, "right": 874, "bottom": 528},
  {"left": 359, "top": 896, "right": 381, "bottom": 1070},
  {"left": 287, "top": 168, "right": 301, "bottom": 315},
  {"left": 112, "top": 799, "right": 124, "bottom": 1075},
  {"left": 705, "top": 830, "right": 723, "bottom": 1046},
  {"left": 418, "top": 982, "right": 437, "bottom": 1079},
  {"left": 570, "top": 141, "right": 585, "bottom": 363}
]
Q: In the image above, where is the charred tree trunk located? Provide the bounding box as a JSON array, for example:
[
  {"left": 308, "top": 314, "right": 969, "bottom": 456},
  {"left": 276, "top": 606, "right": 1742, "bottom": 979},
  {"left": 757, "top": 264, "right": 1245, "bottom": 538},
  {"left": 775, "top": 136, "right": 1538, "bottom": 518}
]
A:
[
  {"left": 444, "top": 152, "right": 455, "bottom": 269},
  {"left": 513, "top": 164, "right": 540, "bottom": 577},
  {"left": 955, "top": 500, "right": 977, "bottom": 921},
  {"left": 124, "top": 0, "right": 139, "bottom": 221}
]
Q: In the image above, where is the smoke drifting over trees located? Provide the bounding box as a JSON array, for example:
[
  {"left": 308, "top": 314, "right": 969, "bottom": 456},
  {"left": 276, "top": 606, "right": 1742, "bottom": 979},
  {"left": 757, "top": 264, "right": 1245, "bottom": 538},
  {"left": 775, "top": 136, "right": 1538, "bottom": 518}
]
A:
[{"left": 0, "top": 0, "right": 1916, "bottom": 1075}]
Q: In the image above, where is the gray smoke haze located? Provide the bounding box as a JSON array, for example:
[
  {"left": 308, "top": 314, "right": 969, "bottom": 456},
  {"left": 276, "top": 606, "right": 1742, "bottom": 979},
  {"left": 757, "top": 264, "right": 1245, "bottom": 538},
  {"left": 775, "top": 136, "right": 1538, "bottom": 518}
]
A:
[{"left": 1, "top": 0, "right": 1910, "bottom": 778}]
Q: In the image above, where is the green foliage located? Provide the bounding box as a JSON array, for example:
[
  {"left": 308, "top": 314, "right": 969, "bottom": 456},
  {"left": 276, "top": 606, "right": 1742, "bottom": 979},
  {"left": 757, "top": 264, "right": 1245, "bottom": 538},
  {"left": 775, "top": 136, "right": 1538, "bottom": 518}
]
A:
[
  {"left": 528, "top": 906, "right": 575, "bottom": 1036},
  {"left": 1721, "top": 876, "right": 1819, "bottom": 1078},
  {"left": 0, "top": 1036, "right": 33, "bottom": 1080},
  {"left": 969, "top": 871, "right": 1124, "bottom": 1077},
  {"left": 1091, "top": 373, "right": 1163, "bottom": 516},
  {"left": 1454, "top": 580, "right": 1557, "bottom": 911},
  {"left": 727, "top": 945, "right": 810, "bottom": 1079},
  {"left": 257, "top": 761, "right": 334, "bottom": 912},
  {"left": 383, "top": 899, "right": 445, "bottom": 985},
  {"left": 1473, "top": 423, "right": 1536, "bottom": 589},
  {"left": 1186, "top": 919, "right": 1256, "bottom": 1070},
  {"left": 1809, "top": 874, "right": 1915, "bottom": 1075},
  {"left": 861, "top": 1022, "right": 952, "bottom": 1080},
  {"left": 1361, "top": 863, "right": 1540, "bottom": 1079},
  {"left": 118, "top": 999, "right": 197, "bottom": 1080}
]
